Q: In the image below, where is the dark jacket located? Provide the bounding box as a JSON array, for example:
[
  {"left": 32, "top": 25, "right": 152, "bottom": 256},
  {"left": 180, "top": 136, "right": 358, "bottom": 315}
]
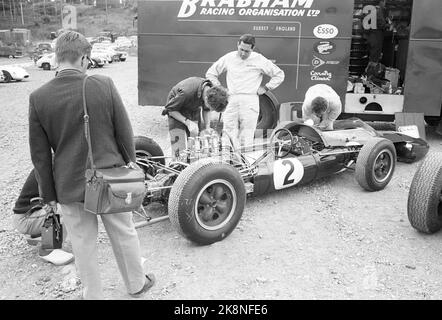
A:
[
  {"left": 13, "top": 169, "right": 39, "bottom": 214},
  {"left": 161, "top": 77, "right": 212, "bottom": 121},
  {"left": 29, "top": 69, "right": 136, "bottom": 204}
]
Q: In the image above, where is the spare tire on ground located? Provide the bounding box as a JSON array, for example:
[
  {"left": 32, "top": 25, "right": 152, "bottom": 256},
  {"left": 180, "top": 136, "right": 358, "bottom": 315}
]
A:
[{"left": 407, "top": 152, "right": 442, "bottom": 234}]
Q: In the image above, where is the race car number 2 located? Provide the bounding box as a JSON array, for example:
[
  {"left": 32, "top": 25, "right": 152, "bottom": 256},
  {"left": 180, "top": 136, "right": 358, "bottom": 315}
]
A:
[{"left": 273, "top": 158, "right": 304, "bottom": 190}]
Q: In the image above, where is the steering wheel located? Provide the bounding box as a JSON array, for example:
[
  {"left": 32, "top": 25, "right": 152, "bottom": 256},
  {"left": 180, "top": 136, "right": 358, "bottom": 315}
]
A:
[{"left": 270, "top": 128, "right": 294, "bottom": 158}]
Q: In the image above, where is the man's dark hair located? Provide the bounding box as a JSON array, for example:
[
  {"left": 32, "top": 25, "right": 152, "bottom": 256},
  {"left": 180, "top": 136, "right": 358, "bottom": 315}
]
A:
[
  {"left": 311, "top": 97, "right": 328, "bottom": 115},
  {"left": 238, "top": 34, "right": 255, "bottom": 49},
  {"left": 205, "top": 86, "right": 229, "bottom": 112}
]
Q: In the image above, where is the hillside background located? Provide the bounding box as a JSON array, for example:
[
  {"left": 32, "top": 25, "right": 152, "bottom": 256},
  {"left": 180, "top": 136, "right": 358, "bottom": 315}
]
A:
[{"left": 0, "top": 1, "right": 138, "bottom": 42}]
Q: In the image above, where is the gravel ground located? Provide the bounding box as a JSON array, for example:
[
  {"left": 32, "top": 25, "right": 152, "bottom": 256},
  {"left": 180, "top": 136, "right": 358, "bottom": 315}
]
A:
[{"left": 1, "top": 56, "right": 442, "bottom": 300}]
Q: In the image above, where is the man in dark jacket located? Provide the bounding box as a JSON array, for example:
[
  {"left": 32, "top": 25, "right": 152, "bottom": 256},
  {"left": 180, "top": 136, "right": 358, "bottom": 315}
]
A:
[
  {"left": 162, "top": 77, "right": 228, "bottom": 158},
  {"left": 13, "top": 169, "right": 74, "bottom": 265},
  {"left": 29, "top": 31, "right": 154, "bottom": 299}
]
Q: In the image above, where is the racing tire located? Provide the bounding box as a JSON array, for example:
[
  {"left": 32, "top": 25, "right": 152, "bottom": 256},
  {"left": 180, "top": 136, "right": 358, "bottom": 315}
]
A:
[
  {"left": 407, "top": 152, "right": 442, "bottom": 234},
  {"left": 134, "top": 135, "right": 165, "bottom": 166},
  {"left": 168, "top": 158, "right": 246, "bottom": 245},
  {"left": 255, "top": 94, "right": 278, "bottom": 138},
  {"left": 42, "top": 63, "right": 50, "bottom": 71},
  {"left": 2, "top": 71, "right": 12, "bottom": 83},
  {"left": 355, "top": 138, "right": 396, "bottom": 191},
  {"left": 120, "top": 58, "right": 126, "bottom": 62}
]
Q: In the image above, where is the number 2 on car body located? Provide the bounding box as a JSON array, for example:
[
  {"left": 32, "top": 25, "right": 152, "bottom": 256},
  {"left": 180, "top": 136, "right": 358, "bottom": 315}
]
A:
[{"left": 273, "top": 158, "right": 304, "bottom": 190}]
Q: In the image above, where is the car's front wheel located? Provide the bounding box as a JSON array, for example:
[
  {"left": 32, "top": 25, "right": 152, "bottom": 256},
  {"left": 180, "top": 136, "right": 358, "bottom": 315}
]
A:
[
  {"left": 355, "top": 138, "right": 396, "bottom": 191},
  {"left": 42, "top": 63, "right": 50, "bottom": 71},
  {"left": 168, "top": 158, "right": 246, "bottom": 245}
]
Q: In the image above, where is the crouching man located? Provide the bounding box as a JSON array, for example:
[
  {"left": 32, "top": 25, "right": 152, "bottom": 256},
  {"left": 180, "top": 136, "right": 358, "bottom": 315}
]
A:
[
  {"left": 13, "top": 169, "right": 73, "bottom": 265},
  {"left": 302, "top": 84, "right": 342, "bottom": 131},
  {"left": 162, "top": 77, "right": 228, "bottom": 158}
]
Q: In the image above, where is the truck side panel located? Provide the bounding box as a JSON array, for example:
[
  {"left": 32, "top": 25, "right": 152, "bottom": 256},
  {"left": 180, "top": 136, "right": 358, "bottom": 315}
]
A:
[
  {"left": 404, "top": 0, "right": 442, "bottom": 116},
  {"left": 138, "top": 0, "right": 354, "bottom": 106}
]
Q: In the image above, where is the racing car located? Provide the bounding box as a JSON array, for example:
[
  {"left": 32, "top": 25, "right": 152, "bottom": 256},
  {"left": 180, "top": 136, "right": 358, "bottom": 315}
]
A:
[{"left": 133, "top": 118, "right": 429, "bottom": 245}]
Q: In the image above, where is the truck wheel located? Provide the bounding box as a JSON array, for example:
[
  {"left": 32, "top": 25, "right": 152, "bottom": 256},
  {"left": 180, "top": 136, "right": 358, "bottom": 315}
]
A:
[
  {"left": 407, "top": 153, "right": 442, "bottom": 233},
  {"left": 134, "top": 135, "right": 165, "bottom": 170},
  {"left": 42, "top": 63, "right": 50, "bottom": 70},
  {"left": 2, "top": 71, "right": 12, "bottom": 83},
  {"left": 168, "top": 158, "right": 246, "bottom": 245},
  {"left": 355, "top": 138, "right": 396, "bottom": 191}
]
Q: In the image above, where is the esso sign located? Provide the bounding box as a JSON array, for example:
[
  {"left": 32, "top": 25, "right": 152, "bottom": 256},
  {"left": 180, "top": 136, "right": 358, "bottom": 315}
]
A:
[{"left": 313, "top": 24, "right": 338, "bottom": 39}]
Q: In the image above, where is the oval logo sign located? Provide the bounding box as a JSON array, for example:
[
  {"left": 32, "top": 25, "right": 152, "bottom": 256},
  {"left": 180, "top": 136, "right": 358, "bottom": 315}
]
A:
[
  {"left": 313, "top": 41, "right": 336, "bottom": 55},
  {"left": 313, "top": 24, "right": 338, "bottom": 39}
]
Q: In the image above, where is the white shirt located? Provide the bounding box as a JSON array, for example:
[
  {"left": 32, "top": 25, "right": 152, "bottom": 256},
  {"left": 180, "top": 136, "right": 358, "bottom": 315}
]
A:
[
  {"left": 206, "top": 51, "right": 285, "bottom": 95},
  {"left": 302, "top": 84, "right": 342, "bottom": 129}
]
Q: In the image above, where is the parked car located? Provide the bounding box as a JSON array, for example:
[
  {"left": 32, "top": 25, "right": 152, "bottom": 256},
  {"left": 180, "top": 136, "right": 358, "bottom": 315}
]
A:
[
  {"left": 0, "top": 41, "right": 24, "bottom": 58},
  {"left": 0, "top": 66, "right": 30, "bottom": 82},
  {"left": 30, "top": 42, "right": 54, "bottom": 63},
  {"left": 36, "top": 53, "right": 57, "bottom": 70},
  {"left": 88, "top": 56, "right": 105, "bottom": 68},
  {"left": 91, "top": 49, "right": 113, "bottom": 64}
]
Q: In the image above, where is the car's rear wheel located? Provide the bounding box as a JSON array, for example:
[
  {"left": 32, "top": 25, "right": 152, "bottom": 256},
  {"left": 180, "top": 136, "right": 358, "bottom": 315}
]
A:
[
  {"left": 408, "top": 152, "right": 442, "bottom": 234},
  {"left": 2, "top": 71, "right": 12, "bottom": 83},
  {"left": 168, "top": 158, "right": 246, "bottom": 245},
  {"left": 134, "top": 135, "right": 165, "bottom": 175},
  {"left": 42, "top": 63, "right": 50, "bottom": 71},
  {"left": 355, "top": 138, "right": 396, "bottom": 191}
]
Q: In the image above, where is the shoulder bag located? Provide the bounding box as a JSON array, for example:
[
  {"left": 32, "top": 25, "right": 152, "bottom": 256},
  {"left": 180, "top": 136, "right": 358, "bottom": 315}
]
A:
[{"left": 82, "top": 76, "right": 146, "bottom": 214}]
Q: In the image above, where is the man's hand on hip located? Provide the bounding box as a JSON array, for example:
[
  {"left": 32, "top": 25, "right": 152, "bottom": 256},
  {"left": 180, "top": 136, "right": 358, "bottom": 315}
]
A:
[{"left": 257, "top": 86, "right": 268, "bottom": 95}]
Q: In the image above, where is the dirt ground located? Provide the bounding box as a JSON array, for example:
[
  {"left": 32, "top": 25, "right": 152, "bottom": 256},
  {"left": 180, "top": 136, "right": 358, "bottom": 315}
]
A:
[{"left": 1, "top": 56, "right": 442, "bottom": 300}]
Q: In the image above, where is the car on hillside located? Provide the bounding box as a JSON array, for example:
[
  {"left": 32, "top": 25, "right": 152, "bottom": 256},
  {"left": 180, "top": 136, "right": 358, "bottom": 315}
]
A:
[
  {"left": 0, "top": 66, "right": 29, "bottom": 82},
  {"left": 132, "top": 119, "right": 429, "bottom": 245},
  {"left": 36, "top": 53, "right": 57, "bottom": 70}
]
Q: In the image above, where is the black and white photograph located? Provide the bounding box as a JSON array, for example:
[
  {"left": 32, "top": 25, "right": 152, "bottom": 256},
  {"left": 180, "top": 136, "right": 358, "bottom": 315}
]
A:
[{"left": 1, "top": 0, "right": 442, "bottom": 305}]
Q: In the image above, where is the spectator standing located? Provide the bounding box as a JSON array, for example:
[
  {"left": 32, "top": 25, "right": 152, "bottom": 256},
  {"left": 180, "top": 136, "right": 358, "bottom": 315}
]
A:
[{"left": 28, "top": 31, "right": 155, "bottom": 299}]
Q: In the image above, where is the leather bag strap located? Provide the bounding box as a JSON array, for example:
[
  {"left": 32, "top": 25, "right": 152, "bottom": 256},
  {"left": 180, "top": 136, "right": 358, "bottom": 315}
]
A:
[{"left": 82, "top": 75, "right": 96, "bottom": 170}]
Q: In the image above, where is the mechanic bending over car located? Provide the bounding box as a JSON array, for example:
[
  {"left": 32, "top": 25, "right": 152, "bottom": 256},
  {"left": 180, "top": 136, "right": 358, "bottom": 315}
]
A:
[
  {"left": 162, "top": 77, "right": 229, "bottom": 156},
  {"left": 206, "top": 34, "right": 285, "bottom": 150},
  {"left": 302, "top": 84, "right": 342, "bottom": 131},
  {"left": 13, "top": 169, "right": 74, "bottom": 265}
]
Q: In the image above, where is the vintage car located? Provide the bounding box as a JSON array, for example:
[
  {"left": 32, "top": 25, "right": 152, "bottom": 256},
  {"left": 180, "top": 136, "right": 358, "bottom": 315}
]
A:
[
  {"left": 407, "top": 152, "right": 442, "bottom": 234},
  {"left": 36, "top": 53, "right": 57, "bottom": 70},
  {"left": 132, "top": 119, "right": 429, "bottom": 245},
  {"left": 0, "top": 65, "right": 29, "bottom": 82}
]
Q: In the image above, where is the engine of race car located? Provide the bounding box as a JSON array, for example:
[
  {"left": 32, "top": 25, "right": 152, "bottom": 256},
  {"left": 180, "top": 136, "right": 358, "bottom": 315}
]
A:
[
  {"left": 176, "top": 133, "right": 233, "bottom": 164},
  {"left": 290, "top": 134, "right": 324, "bottom": 155}
]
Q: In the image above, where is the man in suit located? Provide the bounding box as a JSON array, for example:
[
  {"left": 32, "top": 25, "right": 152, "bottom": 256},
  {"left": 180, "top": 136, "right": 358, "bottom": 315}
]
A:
[{"left": 28, "top": 31, "right": 155, "bottom": 299}]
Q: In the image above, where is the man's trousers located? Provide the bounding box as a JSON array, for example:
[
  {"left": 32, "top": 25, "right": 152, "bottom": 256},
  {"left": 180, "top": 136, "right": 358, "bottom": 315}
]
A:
[
  {"left": 60, "top": 202, "right": 146, "bottom": 300},
  {"left": 222, "top": 94, "right": 260, "bottom": 151}
]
